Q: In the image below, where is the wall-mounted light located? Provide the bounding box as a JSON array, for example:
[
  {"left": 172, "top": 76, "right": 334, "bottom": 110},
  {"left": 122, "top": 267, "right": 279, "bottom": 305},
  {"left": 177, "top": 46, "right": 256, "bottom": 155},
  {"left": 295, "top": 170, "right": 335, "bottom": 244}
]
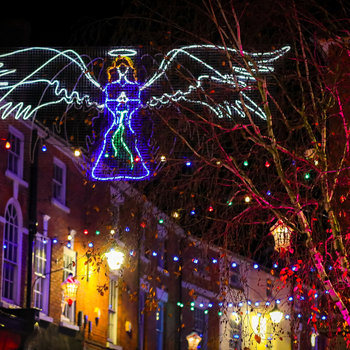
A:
[
  {"left": 61, "top": 273, "right": 80, "bottom": 306},
  {"left": 105, "top": 249, "right": 124, "bottom": 270}
]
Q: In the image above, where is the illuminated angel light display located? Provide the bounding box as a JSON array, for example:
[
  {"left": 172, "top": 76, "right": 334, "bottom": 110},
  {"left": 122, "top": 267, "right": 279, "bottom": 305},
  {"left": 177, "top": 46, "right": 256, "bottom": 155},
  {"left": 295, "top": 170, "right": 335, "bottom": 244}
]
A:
[{"left": 0, "top": 45, "right": 290, "bottom": 181}]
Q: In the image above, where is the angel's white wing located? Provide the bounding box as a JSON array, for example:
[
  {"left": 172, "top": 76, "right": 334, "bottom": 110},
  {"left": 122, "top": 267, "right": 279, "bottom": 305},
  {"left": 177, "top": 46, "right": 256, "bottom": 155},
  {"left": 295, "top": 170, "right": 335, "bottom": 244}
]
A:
[
  {"left": 0, "top": 47, "right": 104, "bottom": 120},
  {"left": 142, "top": 45, "right": 290, "bottom": 121}
]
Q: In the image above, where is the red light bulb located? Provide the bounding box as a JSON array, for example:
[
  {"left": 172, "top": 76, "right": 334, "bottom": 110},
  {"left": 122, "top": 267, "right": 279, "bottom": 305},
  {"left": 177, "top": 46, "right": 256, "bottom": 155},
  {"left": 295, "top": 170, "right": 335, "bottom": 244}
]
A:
[
  {"left": 208, "top": 206, "right": 213, "bottom": 212},
  {"left": 84, "top": 229, "right": 88, "bottom": 235},
  {"left": 265, "top": 161, "right": 270, "bottom": 167},
  {"left": 135, "top": 156, "right": 140, "bottom": 162}
]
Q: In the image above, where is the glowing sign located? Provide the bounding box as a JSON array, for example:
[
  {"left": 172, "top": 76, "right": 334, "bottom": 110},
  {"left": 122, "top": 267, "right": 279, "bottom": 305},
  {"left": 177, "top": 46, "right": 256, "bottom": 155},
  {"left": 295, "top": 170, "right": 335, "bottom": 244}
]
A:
[{"left": 0, "top": 45, "right": 289, "bottom": 181}]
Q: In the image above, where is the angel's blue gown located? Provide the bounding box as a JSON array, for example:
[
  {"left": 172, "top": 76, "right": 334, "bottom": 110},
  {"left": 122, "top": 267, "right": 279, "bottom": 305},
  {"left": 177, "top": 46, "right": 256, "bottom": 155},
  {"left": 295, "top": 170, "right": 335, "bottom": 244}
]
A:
[{"left": 92, "top": 68, "right": 150, "bottom": 180}]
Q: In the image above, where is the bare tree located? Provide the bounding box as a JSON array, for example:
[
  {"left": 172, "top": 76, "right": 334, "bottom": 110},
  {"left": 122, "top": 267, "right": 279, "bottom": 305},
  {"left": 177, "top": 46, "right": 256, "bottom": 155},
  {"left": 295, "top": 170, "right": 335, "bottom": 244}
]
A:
[{"left": 104, "top": 0, "right": 350, "bottom": 343}]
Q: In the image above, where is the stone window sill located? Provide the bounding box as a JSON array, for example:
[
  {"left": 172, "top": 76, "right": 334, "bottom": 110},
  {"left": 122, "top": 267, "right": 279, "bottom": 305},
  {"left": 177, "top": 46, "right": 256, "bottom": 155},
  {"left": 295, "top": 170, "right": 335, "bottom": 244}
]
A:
[
  {"left": 157, "top": 266, "right": 170, "bottom": 276},
  {"left": 106, "top": 342, "right": 123, "bottom": 350},
  {"left": 193, "top": 271, "right": 211, "bottom": 281},
  {"left": 5, "top": 169, "right": 28, "bottom": 188},
  {"left": 51, "top": 197, "right": 71, "bottom": 214},
  {"left": 39, "top": 312, "right": 53, "bottom": 323},
  {"left": 60, "top": 321, "right": 79, "bottom": 331}
]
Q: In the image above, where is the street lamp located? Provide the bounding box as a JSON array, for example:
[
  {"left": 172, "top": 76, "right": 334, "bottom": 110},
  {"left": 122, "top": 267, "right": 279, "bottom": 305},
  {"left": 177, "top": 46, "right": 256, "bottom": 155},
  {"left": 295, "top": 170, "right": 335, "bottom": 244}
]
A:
[
  {"left": 270, "top": 220, "right": 292, "bottom": 251},
  {"left": 269, "top": 304, "right": 283, "bottom": 324},
  {"left": 105, "top": 249, "right": 124, "bottom": 270},
  {"left": 61, "top": 273, "right": 80, "bottom": 306},
  {"left": 186, "top": 331, "right": 202, "bottom": 350}
]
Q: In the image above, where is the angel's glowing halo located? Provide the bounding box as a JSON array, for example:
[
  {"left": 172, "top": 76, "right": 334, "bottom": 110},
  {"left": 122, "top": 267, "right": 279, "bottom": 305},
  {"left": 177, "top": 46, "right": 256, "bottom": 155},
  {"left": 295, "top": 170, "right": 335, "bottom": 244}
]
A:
[{"left": 108, "top": 49, "right": 137, "bottom": 57}]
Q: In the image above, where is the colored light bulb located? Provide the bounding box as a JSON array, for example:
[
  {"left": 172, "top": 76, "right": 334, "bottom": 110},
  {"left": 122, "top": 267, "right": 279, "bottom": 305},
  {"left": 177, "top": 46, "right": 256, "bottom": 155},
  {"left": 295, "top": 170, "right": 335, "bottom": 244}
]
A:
[
  {"left": 74, "top": 149, "right": 81, "bottom": 156},
  {"left": 159, "top": 219, "right": 164, "bottom": 224},
  {"left": 84, "top": 229, "right": 88, "bottom": 235},
  {"left": 95, "top": 230, "right": 100, "bottom": 235},
  {"left": 42, "top": 144, "right": 47, "bottom": 152},
  {"left": 243, "top": 160, "right": 248, "bottom": 166},
  {"left": 5, "top": 141, "right": 10, "bottom": 149}
]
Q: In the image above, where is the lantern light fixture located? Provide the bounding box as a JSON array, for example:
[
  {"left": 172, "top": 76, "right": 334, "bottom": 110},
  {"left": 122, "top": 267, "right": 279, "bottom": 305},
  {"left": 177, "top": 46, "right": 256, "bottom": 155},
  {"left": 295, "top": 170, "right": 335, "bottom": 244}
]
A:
[
  {"left": 269, "top": 304, "right": 283, "bottom": 324},
  {"left": 61, "top": 273, "right": 80, "bottom": 306},
  {"left": 105, "top": 249, "right": 124, "bottom": 270},
  {"left": 270, "top": 220, "right": 292, "bottom": 251}
]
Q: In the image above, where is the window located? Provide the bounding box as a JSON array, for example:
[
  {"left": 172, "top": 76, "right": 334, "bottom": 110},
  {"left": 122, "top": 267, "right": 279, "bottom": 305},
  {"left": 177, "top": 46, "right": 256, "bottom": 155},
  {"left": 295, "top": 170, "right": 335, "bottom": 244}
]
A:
[
  {"left": 2, "top": 202, "right": 21, "bottom": 304},
  {"left": 230, "top": 263, "right": 241, "bottom": 288},
  {"left": 139, "top": 289, "right": 145, "bottom": 350},
  {"left": 156, "top": 301, "right": 164, "bottom": 350},
  {"left": 7, "top": 126, "right": 24, "bottom": 178},
  {"left": 229, "top": 313, "right": 241, "bottom": 349},
  {"left": 194, "top": 308, "right": 208, "bottom": 349},
  {"left": 53, "top": 158, "right": 66, "bottom": 205},
  {"left": 108, "top": 278, "right": 118, "bottom": 344},
  {"left": 62, "top": 247, "right": 77, "bottom": 324},
  {"left": 33, "top": 234, "right": 51, "bottom": 314}
]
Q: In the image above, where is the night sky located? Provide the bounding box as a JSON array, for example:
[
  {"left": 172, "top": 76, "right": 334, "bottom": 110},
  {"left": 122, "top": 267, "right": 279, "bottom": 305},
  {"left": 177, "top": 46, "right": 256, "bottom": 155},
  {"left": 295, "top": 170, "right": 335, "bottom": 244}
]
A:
[{"left": 0, "top": 11, "right": 111, "bottom": 47}]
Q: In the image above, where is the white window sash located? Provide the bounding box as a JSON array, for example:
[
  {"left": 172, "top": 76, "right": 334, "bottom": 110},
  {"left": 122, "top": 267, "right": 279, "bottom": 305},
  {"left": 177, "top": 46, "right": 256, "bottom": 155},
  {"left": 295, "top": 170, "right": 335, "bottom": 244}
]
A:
[
  {"left": 33, "top": 234, "right": 51, "bottom": 314},
  {"left": 62, "top": 247, "right": 77, "bottom": 324},
  {"left": 2, "top": 201, "right": 22, "bottom": 306},
  {"left": 7, "top": 126, "right": 24, "bottom": 179},
  {"left": 53, "top": 157, "right": 67, "bottom": 205}
]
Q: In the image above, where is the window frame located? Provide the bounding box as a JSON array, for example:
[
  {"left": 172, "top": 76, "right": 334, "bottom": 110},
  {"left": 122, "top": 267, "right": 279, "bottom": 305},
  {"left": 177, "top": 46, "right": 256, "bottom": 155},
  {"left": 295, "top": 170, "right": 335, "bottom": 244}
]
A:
[
  {"left": 33, "top": 233, "right": 51, "bottom": 315},
  {"left": 229, "top": 263, "right": 241, "bottom": 288},
  {"left": 61, "top": 246, "right": 77, "bottom": 324},
  {"left": 194, "top": 307, "right": 208, "bottom": 349},
  {"left": 52, "top": 157, "right": 67, "bottom": 206},
  {"left": 1, "top": 199, "right": 23, "bottom": 306},
  {"left": 7, "top": 125, "right": 24, "bottom": 179},
  {"left": 229, "top": 313, "right": 242, "bottom": 349},
  {"left": 156, "top": 301, "right": 164, "bottom": 350},
  {"left": 108, "top": 277, "right": 119, "bottom": 345}
]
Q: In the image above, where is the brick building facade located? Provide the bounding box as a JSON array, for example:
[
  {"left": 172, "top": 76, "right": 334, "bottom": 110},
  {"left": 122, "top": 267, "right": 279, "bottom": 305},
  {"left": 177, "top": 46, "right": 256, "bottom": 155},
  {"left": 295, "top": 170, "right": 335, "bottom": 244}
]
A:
[{"left": 0, "top": 116, "right": 296, "bottom": 350}]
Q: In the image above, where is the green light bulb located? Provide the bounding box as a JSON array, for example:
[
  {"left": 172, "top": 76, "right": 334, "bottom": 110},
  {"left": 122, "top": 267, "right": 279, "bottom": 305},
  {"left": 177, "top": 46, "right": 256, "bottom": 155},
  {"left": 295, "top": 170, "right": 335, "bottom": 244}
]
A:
[
  {"left": 243, "top": 160, "right": 248, "bottom": 166},
  {"left": 305, "top": 173, "right": 310, "bottom": 180},
  {"left": 159, "top": 219, "right": 164, "bottom": 224},
  {"left": 95, "top": 230, "right": 100, "bottom": 235}
]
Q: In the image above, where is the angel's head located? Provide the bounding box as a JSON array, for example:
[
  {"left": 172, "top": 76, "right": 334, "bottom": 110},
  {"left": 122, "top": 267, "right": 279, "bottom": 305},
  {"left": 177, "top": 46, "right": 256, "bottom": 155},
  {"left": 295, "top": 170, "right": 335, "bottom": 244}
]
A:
[{"left": 107, "top": 56, "right": 137, "bottom": 83}]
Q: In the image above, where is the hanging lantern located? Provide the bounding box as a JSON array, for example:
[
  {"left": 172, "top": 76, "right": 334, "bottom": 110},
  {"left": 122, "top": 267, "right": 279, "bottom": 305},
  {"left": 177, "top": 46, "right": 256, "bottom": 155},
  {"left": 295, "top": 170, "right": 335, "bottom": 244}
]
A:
[
  {"left": 269, "top": 304, "right": 283, "bottom": 324},
  {"left": 61, "top": 273, "right": 80, "bottom": 306},
  {"left": 105, "top": 249, "right": 124, "bottom": 270},
  {"left": 270, "top": 220, "right": 292, "bottom": 251},
  {"left": 186, "top": 331, "right": 202, "bottom": 350}
]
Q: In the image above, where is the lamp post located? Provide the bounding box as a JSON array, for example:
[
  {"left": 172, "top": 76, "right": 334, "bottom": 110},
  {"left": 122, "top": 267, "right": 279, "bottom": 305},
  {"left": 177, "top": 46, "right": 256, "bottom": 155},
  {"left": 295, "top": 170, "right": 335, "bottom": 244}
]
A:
[
  {"left": 269, "top": 304, "right": 283, "bottom": 324},
  {"left": 186, "top": 331, "right": 202, "bottom": 350}
]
